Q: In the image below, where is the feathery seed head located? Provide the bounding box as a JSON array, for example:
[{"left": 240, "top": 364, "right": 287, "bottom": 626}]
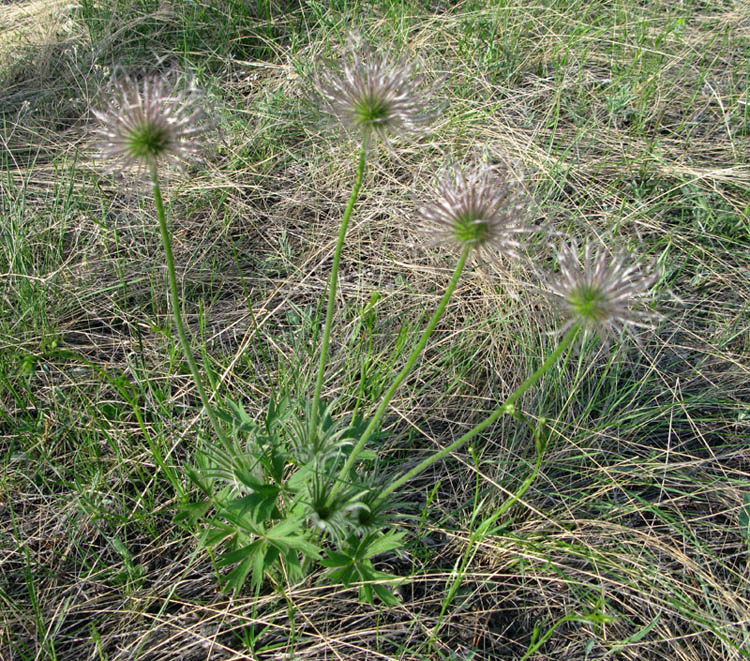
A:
[
  {"left": 317, "top": 34, "right": 439, "bottom": 145},
  {"left": 418, "top": 164, "right": 535, "bottom": 261},
  {"left": 93, "top": 72, "right": 207, "bottom": 174},
  {"left": 549, "top": 240, "right": 658, "bottom": 338}
]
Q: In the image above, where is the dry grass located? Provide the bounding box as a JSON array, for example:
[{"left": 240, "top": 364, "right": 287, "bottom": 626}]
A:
[{"left": 1, "top": 0, "right": 749, "bottom": 659}]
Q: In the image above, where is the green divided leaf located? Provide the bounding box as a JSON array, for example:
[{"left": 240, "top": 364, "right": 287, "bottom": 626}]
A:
[
  {"left": 360, "top": 531, "right": 405, "bottom": 559},
  {"left": 226, "top": 484, "right": 280, "bottom": 523},
  {"left": 175, "top": 500, "right": 212, "bottom": 525},
  {"left": 217, "top": 540, "right": 263, "bottom": 567},
  {"left": 320, "top": 531, "right": 405, "bottom": 605},
  {"left": 223, "top": 552, "right": 257, "bottom": 594}
]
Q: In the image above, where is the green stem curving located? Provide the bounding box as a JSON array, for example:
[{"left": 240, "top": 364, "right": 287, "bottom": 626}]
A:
[
  {"left": 332, "top": 244, "right": 472, "bottom": 499},
  {"left": 309, "top": 143, "right": 368, "bottom": 442},
  {"left": 374, "top": 324, "right": 580, "bottom": 507},
  {"left": 150, "top": 164, "right": 230, "bottom": 449}
]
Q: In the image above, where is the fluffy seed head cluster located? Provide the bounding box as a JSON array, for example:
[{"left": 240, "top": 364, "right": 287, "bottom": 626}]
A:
[
  {"left": 549, "top": 240, "right": 658, "bottom": 337},
  {"left": 317, "top": 35, "right": 439, "bottom": 145},
  {"left": 418, "top": 164, "right": 534, "bottom": 261},
  {"left": 93, "top": 73, "right": 207, "bottom": 174}
]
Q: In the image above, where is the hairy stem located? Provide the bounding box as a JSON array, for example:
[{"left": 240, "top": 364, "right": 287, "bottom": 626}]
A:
[
  {"left": 309, "top": 143, "right": 368, "bottom": 441},
  {"left": 151, "top": 164, "right": 230, "bottom": 449},
  {"left": 332, "top": 244, "right": 472, "bottom": 499},
  {"left": 374, "top": 324, "right": 580, "bottom": 507},
  {"left": 432, "top": 417, "right": 546, "bottom": 644}
]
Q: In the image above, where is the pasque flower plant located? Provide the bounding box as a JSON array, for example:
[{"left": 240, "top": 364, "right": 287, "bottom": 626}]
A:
[
  {"left": 93, "top": 72, "right": 230, "bottom": 452},
  {"left": 93, "top": 43, "right": 658, "bottom": 603},
  {"left": 317, "top": 33, "right": 439, "bottom": 148},
  {"left": 417, "top": 163, "right": 534, "bottom": 262},
  {"left": 93, "top": 72, "right": 207, "bottom": 173},
  {"left": 549, "top": 239, "right": 659, "bottom": 338}
]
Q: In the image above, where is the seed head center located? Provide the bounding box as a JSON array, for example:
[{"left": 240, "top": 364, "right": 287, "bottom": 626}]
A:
[
  {"left": 128, "top": 122, "right": 172, "bottom": 160},
  {"left": 355, "top": 94, "right": 392, "bottom": 127},
  {"left": 570, "top": 285, "right": 608, "bottom": 321},
  {"left": 453, "top": 212, "right": 491, "bottom": 246}
]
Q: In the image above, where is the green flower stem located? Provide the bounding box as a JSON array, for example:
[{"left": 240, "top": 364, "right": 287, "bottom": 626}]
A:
[
  {"left": 309, "top": 143, "right": 368, "bottom": 442},
  {"left": 332, "top": 243, "right": 472, "bottom": 499},
  {"left": 468, "top": 410, "right": 546, "bottom": 537},
  {"left": 431, "top": 415, "right": 546, "bottom": 646},
  {"left": 150, "top": 164, "right": 230, "bottom": 449},
  {"left": 374, "top": 324, "right": 580, "bottom": 508}
]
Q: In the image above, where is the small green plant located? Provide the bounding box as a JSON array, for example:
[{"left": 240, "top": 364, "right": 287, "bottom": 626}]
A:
[{"left": 92, "top": 37, "right": 659, "bottom": 604}]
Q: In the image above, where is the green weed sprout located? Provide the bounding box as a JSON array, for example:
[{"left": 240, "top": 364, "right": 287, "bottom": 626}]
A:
[{"left": 93, "top": 46, "right": 658, "bottom": 605}]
